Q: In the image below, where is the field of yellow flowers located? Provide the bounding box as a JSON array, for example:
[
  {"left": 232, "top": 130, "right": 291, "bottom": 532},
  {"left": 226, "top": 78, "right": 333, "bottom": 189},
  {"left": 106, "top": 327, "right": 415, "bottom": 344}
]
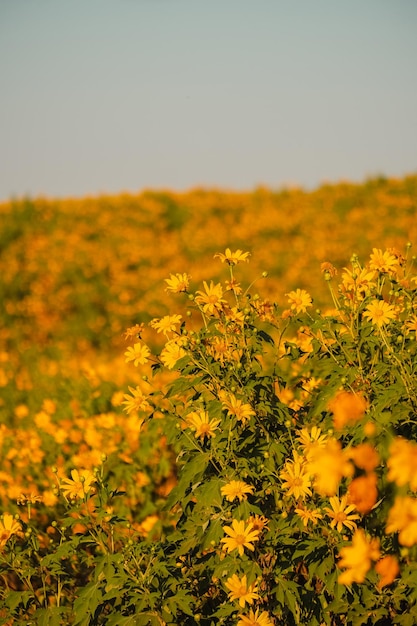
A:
[{"left": 0, "top": 174, "right": 417, "bottom": 625}]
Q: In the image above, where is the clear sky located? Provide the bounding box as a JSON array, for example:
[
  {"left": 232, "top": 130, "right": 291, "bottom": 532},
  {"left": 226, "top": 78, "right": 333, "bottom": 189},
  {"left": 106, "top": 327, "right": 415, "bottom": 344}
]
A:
[{"left": 1, "top": 0, "right": 417, "bottom": 200}]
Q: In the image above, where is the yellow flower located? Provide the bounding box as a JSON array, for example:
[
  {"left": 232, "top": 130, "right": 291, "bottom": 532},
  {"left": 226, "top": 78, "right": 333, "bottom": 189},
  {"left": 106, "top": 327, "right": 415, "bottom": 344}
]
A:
[
  {"left": 224, "top": 574, "right": 259, "bottom": 607},
  {"left": 149, "top": 314, "right": 182, "bottom": 336},
  {"left": 124, "top": 342, "right": 151, "bottom": 366},
  {"left": 247, "top": 515, "right": 269, "bottom": 533},
  {"left": 220, "top": 519, "right": 260, "bottom": 556},
  {"left": 124, "top": 323, "right": 145, "bottom": 340},
  {"left": 279, "top": 459, "right": 312, "bottom": 500},
  {"left": 187, "top": 409, "right": 221, "bottom": 440},
  {"left": 0, "top": 513, "right": 22, "bottom": 549},
  {"left": 122, "top": 386, "right": 151, "bottom": 414},
  {"left": 221, "top": 480, "right": 254, "bottom": 502},
  {"left": 296, "top": 426, "right": 328, "bottom": 460},
  {"left": 295, "top": 505, "right": 323, "bottom": 527},
  {"left": 214, "top": 248, "right": 250, "bottom": 265},
  {"left": 341, "top": 267, "right": 376, "bottom": 296},
  {"left": 347, "top": 473, "right": 378, "bottom": 514},
  {"left": 237, "top": 608, "right": 274, "bottom": 626},
  {"left": 160, "top": 339, "right": 187, "bottom": 369},
  {"left": 338, "top": 529, "right": 380, "bottom": 585},
  {"left": 307, "top": 438, "right": 353, "bottom": 496},
  {"left": 348, "top": 443, "right": 380, "bottom": 472},
  {"left": 286, "top": 288, "right": 313, "bottom": 314},
  {"left": 164, "top": 272, "right": 190, "bottom": 293},
  {"left": 375, "top": 555, "right": 400, "bottom": 589},
  {"left": 386, "top": 496, "right": 417, "bottom": 546},
  {"left": 60, "top": 469, "right": 96, "bottom": 501},
  {"left": 325, "top": 495, "right": 360, "bottom": 533},
  {"left": 363, "top": 299, "right": 396, "bottom": 327},
  {"left": 221, "top": 394, "right": 255, "bottom": 424},
  {"left": 387, "top": 437, "right": 417, "bottom": 491},
  {"left": 328, "top": 390, "right": 367, "bottom": 430},
  {"left": 404, "top": 314, "right": 417, "bottom": 338},
  {"left": 195, "top": 281, "right": 227, "bottom": 315},
  {"left": 369, "top": 247, "right": 399, "bottom": 274}
]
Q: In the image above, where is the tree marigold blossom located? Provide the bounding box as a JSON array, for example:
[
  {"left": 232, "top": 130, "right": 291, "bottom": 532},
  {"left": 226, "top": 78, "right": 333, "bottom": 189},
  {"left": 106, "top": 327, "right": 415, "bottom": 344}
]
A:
[
  {"left": 386, "top": 496, "right": 417, "bottom": 546},
  {"left": 124, "top": 342, "right": 151, "bottom": 366},
  {"left": 221, "top": 394, "right": 256, "bottom": 424},
  {"left": 186, "top": 409, "right": 221, "bottom": 440},
  {"left": 325, "top": 495, "right": 360, "bottom": 533},
  {"left": 307, "top": 438, "right": 354, "bottom": 496},
  {"left": 160, "top": 339, "right": 187, "bottom": 370},
  {"left": 221, "top": 480, "right": 254, "bottom": 502},
  {"left": 295, "top": 505, "right": 323, "bottom": 527},
  {"left": 60, "top": 469, "right": 96, "bottom": 501},
  {"left": 0, "top": 513, "right": 22, "bottom": 549},
  {"left": 347, "top": 443, "right": 380, "bottom": 472},
  {"left": 341, "top": 267, "right": 376, "bottom": 297},
  {"left": 328, "top": 390, "right": 367, "bottom": 430},
  {"left": 347, "top": 473, "right": 378, "bottom": 514},
  {"left": 164, "top": 272, "right": 190, "bottom": 293},
  {"left": 122, "top": 386, "right": 151, "bottom": 414},
  {"left": 387, "top": 437, "right": 417, "bottom": 491},
  {"left": 279, "top": 459, "right": 312, "bottom": 500},
  {"left": 404, "top": 314, "right": 417, "bottom": 338},
  {"left": 338, "top": 529, "right": 380, "bottom": 585},
  {"left": 362, "top": 299, "right": 397, "bottom": 327},
  {"left": 195, "top": 281, "right": 227, "bottom": 315},
  {"left": 375, "top": 555, "right": 400, "bottom": 588},
  {"left": 149, "top": 314, "right": 182, "bottom": 336},
  {"left": 369, "top": 247, "right": 399, "bottom": 275},
  {"left": 286, "top": 288, "right": 313, "bottom": 314},
  {"left": 296, "top": 426, "right": 328, "bottom": 460},
  {"left": 237, "top": 608, "right": 274, "bottom": 626},
  {"left": 214, "top": 248, "right": 251, "bottom": 265},
  {"left": 220, "top": 519, "right": 260, "bottom": 556},
  {"left": 224, "top": 574, "right": 259, "bottom": 607}
]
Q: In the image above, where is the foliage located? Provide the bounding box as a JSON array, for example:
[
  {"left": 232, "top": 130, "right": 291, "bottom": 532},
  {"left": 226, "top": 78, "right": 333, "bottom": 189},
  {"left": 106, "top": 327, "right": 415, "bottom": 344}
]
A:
[{"left": 1, "top": 240, "right": 417, "bottom": 624}]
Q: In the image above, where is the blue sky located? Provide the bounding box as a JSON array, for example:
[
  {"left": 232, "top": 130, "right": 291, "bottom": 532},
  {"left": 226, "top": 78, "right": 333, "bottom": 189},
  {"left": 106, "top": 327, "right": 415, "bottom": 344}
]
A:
[{"left": 1, "top": 0, "right": 417, "bottom": 200}]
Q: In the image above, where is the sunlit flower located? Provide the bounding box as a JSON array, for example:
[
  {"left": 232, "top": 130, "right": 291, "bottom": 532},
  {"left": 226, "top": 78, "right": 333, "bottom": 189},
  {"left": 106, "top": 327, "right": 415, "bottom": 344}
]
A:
[
  {"left": 375, "top": 555, "right": 400, "bottom": 588},
  {"left": 0, "top": 513, "right": 22, "bottom": 549},
  {"left": 195, "top": 281, "right": 227, "bottom": 315},
  {"left": 307, "top": 438, "right": 354, "bottom": 496},
  {"left": 347, "top": 443, "right": 380, "bottom": 472},
  {"left": 224, "top": 574, "right": 259, "bottom": 607},
  {"left": 325, "top": 495, "right": 360, "bottom": 533},
  {"left": 363, "top": 299, "right": 396, "bottom": 327},
  {"left": 387, "top": 437, "right": 417, "bottom": 491},
  {"left": 328, "top": 390, "right": 367, "bottom": 430},
  {"left": 164, "top": 272, "right": 190, "bottom": 293},
  {"left": 16, "top": 492, "right": 43, "bottom": 506},
  {"left": 404, "top": 314, "right": 417, "bottom": 338},
  {"left": 221, "top": 519, "right": 260, "bottom": 556},
  {"left": 296, "top": 426, "right": 328, "bottom": 460},
  {"left": 221, "top": 394, "right": 256, "bottom": 424},
  {"left": 149, "top": 314, "right": 182, "bottom": 336},
  {"left": 295, "top": 505, "right": 323, "bottom": 527},
  {"left": 124, "top": 342, "right": 151, "bottom": 366},
  {"left": 160, "top": 339, "right": 187, "bottom": 369},
  {"left": 247, "top": 515, "right": 269, "bottom": 533},
  {"left": 214, "top": 248, "right": 250, "bottom": 265},
  {"left": 320, "top": 262, "right": 337, "bottom": 278},
  {"left": 280, "top": 459, "right": 312, "bottom": 500},
  {"left": 123, "top": 323, "right": 145, "bottom": 340},
  {"left": 347, "top": 473, "right": 378, "bottom": 514},
  {"left": 341, "top": 267, "right": 376, "bottom": 296},
  {"left": 369, "top": 248, "right": 399, "bottom": 275},
  {"left": 386, "top": 496, "right": 417, "bottom": 546},
  {"left": 187, "top": 409, "right": 221, "bottom": 440},
  {"left": 286, "top": 288, "right": 313, "bottom": 314},
  {"left": 237, "top": 608, "right": 274, "bottom": 626},
  {"left": 221, "top": 480, "right": 254, "bottom": 502},
  {"left": 122, "top": 385, "right": 151, "bottom": 414},
  {"left": 338, "top": 529, "right": 380, "bottom": 585},
  {"left": 60, "top": 469, "right": 96, "bottom": 501}
]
